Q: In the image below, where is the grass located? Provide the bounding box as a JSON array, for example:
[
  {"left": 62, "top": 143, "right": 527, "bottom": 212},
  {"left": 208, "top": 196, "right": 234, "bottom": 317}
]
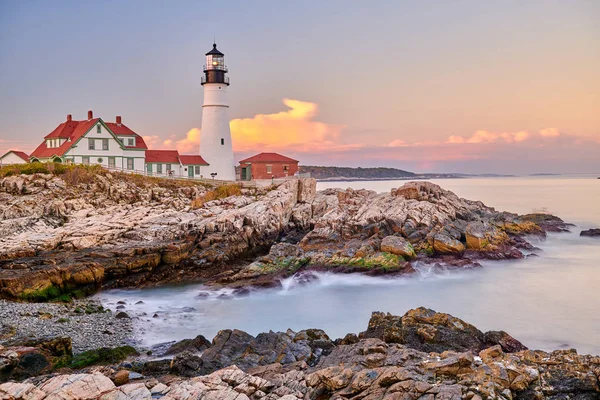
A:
[
  {"left": 0, "top": 162, "right": 211, "bottom": 190},
  {"left": 191, "top": 183, "right": 242, "bottom": 208}
]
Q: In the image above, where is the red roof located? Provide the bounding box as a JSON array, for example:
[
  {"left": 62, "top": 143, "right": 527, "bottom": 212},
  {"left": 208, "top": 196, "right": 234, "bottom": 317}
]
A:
[
  {"left": 179, "top": 155, "right": 209, "bottom": 165},
  {"left": 239, "top": 152, "right": 298, "bottom": 164},
  {"left": 127, "top": 135, "right": 148, "bottom": 150},
  {"left": 145, "top": 150, "right": 180, "bottom": 163},
  {"left": 31, "top": 119, "right": 99, "bottom": 159},
  {"left": 1, "top": 150, "right": 30, "bottom": 162},
  {"left": 105, "top": 122, "right": 137, "bottom": 136},
  {"left": 30, "top": 115, "right": 147, "bottom": 159}
]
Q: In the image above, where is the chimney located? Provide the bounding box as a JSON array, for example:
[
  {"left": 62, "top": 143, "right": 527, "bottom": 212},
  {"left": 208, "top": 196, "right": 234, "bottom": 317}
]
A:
[
  {"left": 88, "top": 110, "right": 93, "bottom": 120},
  {"left": 67, "top": 114, "right": 72, "bottom": 122},
  {"left": 116, "top": 116, "right": 122, "bottom": 125}
]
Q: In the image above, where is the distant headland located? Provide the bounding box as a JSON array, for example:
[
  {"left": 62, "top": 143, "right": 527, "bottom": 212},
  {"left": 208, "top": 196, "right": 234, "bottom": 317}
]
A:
[{"left": 301, "top": 165, "right": 516, "bottom": 181}]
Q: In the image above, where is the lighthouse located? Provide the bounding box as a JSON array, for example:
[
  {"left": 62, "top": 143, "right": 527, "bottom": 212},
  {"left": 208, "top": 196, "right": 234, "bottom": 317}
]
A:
[{"left": 199, "top": 43, "right": 235, "bottom": 181}]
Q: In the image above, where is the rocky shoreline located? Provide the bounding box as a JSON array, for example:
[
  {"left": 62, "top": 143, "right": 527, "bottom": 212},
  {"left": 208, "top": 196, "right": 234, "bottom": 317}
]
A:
[
  {"left": 1, "top": 308, "right": 599, "bottom": 399},
  {"left": 0, "top": 172, "right": 572, "bottom": 302}
]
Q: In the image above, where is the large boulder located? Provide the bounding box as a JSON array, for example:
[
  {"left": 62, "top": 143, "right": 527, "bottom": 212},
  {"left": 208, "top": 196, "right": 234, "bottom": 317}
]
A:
[
  {"left": 380, "top": 236, "right": 416, "bottom": 260},
  {"left": 430, "top": 233, "right": 466, "bottom": 255},
  {"left": 359, "top": 308, "right": 526, "bottom": 354}
]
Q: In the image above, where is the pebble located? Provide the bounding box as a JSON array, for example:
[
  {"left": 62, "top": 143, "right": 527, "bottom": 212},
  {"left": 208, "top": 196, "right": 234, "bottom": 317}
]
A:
[{"left": 0, "top": 299, "right": 134, "bottom": 354}]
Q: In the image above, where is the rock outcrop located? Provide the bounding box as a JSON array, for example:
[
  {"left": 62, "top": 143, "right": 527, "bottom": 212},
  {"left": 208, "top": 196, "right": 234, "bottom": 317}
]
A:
[
  {"left": 359, "top": 308, "right": 527, "bottom": 354},
  {"left": 1, "top": 308, "right": 598, "bottom": 400},
  {"left": 580, "top": 228, "right": 600, "bottom": 237},
  {"left": 0, "top": 173, "right": 570, "bottom": 300}
]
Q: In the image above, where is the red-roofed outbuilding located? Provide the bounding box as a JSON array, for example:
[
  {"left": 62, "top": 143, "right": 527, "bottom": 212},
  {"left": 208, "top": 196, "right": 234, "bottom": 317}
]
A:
[
  {"left": 0, "top": 150, "right": 30, "bottom": 165},
  {"left": 239, "top": 152, "right": 299, "bottom": 180}
]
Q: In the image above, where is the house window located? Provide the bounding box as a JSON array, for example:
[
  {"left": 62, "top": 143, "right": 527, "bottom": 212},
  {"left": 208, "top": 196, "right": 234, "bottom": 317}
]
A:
[
  {"left": 194, "top": 166, "right": 200, "bottom": 174},
  {"left": 102, "top": 139, "right": 109, "bottom": 150},
  {"left": 283, "top": 165, "right": 289, "bottom": 172},
  {"left": 166, "top": 164, "right": 172, "bottom": 172},
  {"left": 127, "top": 138, "right": 134, "bottom": 146},
  {"left": 157, "top": 164, "right": 163, "bottom": 174},
  {"left": 97, "top": 125, "right": 101, "bottom": 133},
  {"left": 82, "top": 156, "right": 89, "bottom": 165},
  {"left": 221, "top": 138, "right": 224, "bottom": 145},
  {"left": 88, "top": 139, "right": 95, "bottom": 150},
  {"left": 266, "top": 164, "right": 272, "bottom": 174},
  {"left": 108, "top": 157, "right": 115, "bottom": 168},
  {"left": 127, "top": 158, "right": 134, "bottom": 170}
]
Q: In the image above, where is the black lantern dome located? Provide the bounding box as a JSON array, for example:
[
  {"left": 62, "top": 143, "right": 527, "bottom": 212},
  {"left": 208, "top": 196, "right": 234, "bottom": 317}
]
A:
[{"left": 202, "top": 43, "right": 229, "bottom": 85}]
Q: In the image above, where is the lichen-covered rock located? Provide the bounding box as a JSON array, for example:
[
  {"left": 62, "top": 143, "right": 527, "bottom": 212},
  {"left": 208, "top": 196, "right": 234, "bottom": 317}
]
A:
[{"left": 380, "top": 236, "right": 416, "bottom": 259}]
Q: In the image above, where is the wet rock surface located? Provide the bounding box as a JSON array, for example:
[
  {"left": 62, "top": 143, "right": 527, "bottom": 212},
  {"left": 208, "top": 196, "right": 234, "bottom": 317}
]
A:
[{"left": 1, "top": 308, "right": 598, "bottom": 399}]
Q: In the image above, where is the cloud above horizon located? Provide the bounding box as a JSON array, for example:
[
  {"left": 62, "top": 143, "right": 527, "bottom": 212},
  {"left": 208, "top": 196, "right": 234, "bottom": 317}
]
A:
[{"left": 140, "top": 98, "right": 600, "bottom": 174}]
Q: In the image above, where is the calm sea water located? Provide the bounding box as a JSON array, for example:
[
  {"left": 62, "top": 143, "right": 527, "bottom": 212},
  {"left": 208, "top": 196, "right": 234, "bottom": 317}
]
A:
[{"left": 96, "top": 176, "right": 600, "bottom": 355}]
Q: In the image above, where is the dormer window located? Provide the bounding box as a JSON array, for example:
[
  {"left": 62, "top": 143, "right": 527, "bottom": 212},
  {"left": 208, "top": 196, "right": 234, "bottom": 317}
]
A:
[
  {"left": 97, "top": 125, "right": 101, "bottom": 133},
  {"left": 128, "top": 138, "right": 134, "bottom": 146}
]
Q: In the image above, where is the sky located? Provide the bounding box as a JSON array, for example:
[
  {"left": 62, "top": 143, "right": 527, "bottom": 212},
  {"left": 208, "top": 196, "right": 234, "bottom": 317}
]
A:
[{"left": 0, "top": 0, "right": 599, "bottom": 174}]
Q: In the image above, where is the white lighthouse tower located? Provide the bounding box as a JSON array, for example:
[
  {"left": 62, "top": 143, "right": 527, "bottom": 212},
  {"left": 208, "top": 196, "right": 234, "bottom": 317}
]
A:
[{"left": 199, "top": 43, "right": 235, "bottom": 181}]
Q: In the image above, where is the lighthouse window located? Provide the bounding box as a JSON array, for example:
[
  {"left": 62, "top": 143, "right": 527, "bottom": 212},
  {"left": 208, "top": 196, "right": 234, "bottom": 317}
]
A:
[
  {"left": 97, "top": 125, "right": 101, "bottom": 133},
  {"left": 221, "top": 138, "right": 224, "bottom": 145}
]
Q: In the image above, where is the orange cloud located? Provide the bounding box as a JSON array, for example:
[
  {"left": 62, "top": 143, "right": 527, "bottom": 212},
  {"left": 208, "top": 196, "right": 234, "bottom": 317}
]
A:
[
  {"left": 143, "top": 128, "right": 200, "bottom": 154},
  {"left": 539, "top": 128, "right": 560, "bottom": 138},
  {"left": 144, "top": 98, "right": 345, "bottom": 154},
  {"left": 230, "top": 98, "right": 344, "bottom": 152}
]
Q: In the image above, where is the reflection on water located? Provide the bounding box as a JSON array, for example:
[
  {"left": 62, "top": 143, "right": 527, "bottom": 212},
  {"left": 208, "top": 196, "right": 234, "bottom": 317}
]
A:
[{"left": 96, "top": 177, "right": 600, "bottom": 355}]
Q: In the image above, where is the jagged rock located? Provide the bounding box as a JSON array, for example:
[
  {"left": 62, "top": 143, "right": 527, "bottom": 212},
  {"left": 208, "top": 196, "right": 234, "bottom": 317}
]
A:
[
  {"left": 1, "top": 176, "right": 570, "bottom": 299},
  {"left": 1, "top": 309, "right": 598, "bottom": 399},
  {"left": 164, "top": 334, "right": 211, "bottom": 356},
  {"left": 196, "top": 328, "right": 334, "bottom": 375},
  {"left": 380, "top": 236, "right": 416, "bottom": 259},
  {"left": 359, "top": 307, "right": 526, "bottom": 354}
]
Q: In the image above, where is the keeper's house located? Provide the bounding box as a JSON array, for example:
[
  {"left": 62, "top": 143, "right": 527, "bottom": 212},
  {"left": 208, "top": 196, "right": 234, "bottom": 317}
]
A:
[
  {"left": 2, "top": 110, "right": 210, "bottom": 179},
  {"left": 29, "top": 110, "right": 148, "bottom": 171}
]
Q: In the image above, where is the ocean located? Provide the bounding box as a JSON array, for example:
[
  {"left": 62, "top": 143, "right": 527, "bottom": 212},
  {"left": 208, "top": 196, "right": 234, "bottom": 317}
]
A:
[{"left": 96, "top": 175, "right": 600, "bottom": 355}]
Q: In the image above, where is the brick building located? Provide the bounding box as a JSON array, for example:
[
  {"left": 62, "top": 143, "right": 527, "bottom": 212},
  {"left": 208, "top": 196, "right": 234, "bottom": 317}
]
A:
[{"left": 239, "top": 152, "right": 299, "bottom": 180}]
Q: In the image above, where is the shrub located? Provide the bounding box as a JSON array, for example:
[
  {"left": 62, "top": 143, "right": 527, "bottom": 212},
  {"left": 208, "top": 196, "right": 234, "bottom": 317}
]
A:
[
  {"left": 191, "top": 183, "right": 242, "bottom": 209},
  {"left": 61, "top": 166, "right": 98, "bottom": 186}
]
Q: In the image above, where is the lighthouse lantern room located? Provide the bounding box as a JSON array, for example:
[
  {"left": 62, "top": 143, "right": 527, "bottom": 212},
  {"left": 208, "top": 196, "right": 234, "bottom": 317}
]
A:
[{"left": 199, "top": 43, "right": 235, "bottom": 181}]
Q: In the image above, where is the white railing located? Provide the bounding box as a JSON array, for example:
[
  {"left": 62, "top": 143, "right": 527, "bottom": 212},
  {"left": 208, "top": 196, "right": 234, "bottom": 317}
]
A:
[{"left": 102, "top": 165, "right": 256, "bottom": 187}]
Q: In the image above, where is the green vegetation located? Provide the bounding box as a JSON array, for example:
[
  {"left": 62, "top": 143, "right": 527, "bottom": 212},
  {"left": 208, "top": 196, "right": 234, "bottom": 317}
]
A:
[
  {"left": 252, "top": 257, "right": 311, "bottom": 274},
  {"left": 0, "top": 162, "right": 210, "bottom": 190},
  {"left": 70, "top": 346, "right": 139, "bottom": 369},
  {"left": 56, "top": 318, "right": 70, "bottom": 323},
  {"left": 19, "top": 285, "right": 64, "bottom": 302},
  {"left": 191, "top": 183, "right": 243, "bottom": 208},
  {"left": 329, "top": 252, "right": 400, "bottom": 270},
  {"left": 18, "top": 284, "right": 96, "bottom": 303}
]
